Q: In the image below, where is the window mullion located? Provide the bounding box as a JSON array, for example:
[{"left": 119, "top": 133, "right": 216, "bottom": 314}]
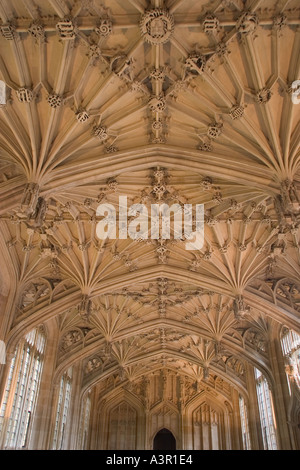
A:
[{"left": 16, "top": 344, "right": 37, "bottom": 447}]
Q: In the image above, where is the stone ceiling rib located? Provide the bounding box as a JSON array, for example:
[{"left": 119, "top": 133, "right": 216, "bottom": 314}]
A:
[
  {"left": 48, "top": 0, "right": 69, "bottom": 18},
  {"left": 168, "top": 0, "right": 185, "bottom": 14},
  {"left": 1, "top": 106, "right": 32, "bottom": 174},
  {"left": 0, "top": 0, "right": 299, "bottom": 401},
  {"left": 241, "top": 36, "right": 283, "bottom": 165},
  {"left": 128, "top": 0, "right": 147, "bottom": 14},
  {"left": 282, "top": 29, "right": 300, "bottom": 173},
  {"left": 43, "top": 149, "right": 277, "bottom": 189}
]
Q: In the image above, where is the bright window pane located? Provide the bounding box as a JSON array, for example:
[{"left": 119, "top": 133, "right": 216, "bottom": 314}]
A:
[
  {"left": 255, "top": 368, "right": 278, "bottom": 450},
  {"left": 239, "top": 395, "right": 251, "bottom": 450},
  {"left": 0, "top": 328, "right": 45, "bottom": 449},
  {"left": 52, "top": 368, "right": 72, "bottom": 450}
]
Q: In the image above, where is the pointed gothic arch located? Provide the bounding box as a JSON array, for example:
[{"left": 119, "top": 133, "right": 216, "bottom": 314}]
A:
[{"left": 153, "top": 428, "right": 176, "bottom": 450}]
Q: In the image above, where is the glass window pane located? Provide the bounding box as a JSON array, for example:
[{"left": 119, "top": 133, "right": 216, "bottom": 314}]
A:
[
  {"left": 239, "top": 395, "right": 251, "bottom": 450},
  {"left": 0, "top": 328, "right": 45, "bottom": 449},
  {"left": 255, "top": 368, "right": 278, "bottom": 450},
  {"left": 52, "top": 370, "right": 72, "bottom": 450}
]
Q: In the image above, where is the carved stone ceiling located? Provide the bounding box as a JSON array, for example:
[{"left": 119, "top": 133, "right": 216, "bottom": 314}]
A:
[{"left": 0, "top": 0, "right": 299, "bottom": 395}]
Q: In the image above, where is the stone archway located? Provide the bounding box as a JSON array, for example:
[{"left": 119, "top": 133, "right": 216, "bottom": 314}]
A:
[{"left": 153, "top": 428, "right": 176, "bottom": 450}]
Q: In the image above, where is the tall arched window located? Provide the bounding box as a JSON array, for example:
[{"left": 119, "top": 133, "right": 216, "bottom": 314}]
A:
[
  {"left": 52, "top": 367, "right": 73, "bottom": 450},
  {"left": 0, "top": 327, "right": 46, "bottom": 449},
  {"left": 281, "top": 327, "right": 300, "bottom": 392},
  {"left": 77, "top": 392, "right": 91, "bottom": 449},
  {"left": 254, "top": 368, "right": 278, "bottom": 450},
  {"left": 107, "top": 401, "right": 137, "bottom": 450},
  {"left": 239, "top": 394, "right": 251, "bottom": 449},
  {"left": 192, "top": 402, "right": 221, "bottom": 450}
]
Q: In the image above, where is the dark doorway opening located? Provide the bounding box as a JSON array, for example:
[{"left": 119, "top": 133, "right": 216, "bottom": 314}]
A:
[{"left": 153, "top": 428, "right": 176, "bottom": 450}]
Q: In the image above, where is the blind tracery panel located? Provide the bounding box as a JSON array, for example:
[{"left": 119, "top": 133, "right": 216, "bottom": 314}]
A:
[
  {"left": 192, "top": 402, "right": 221, "bottom": 450},
  {"left": 107, "top": 401, "right": 137, "bottom": 450}
]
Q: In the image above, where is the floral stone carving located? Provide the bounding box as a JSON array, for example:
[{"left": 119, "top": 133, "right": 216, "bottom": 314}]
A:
[{"left": 140, "top": 9, "right": 174, "bottom": 45}]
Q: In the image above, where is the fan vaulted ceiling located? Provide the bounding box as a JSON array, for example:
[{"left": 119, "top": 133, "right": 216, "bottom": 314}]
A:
[{"left": 0, "top": 0, "right": 299, "bottom": 397}]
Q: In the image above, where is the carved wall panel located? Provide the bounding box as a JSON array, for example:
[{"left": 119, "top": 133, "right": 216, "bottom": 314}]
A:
[
  {"left": 107, "top": 401, "right": 137, "bottom": 450},
  {"left": 192, "top": 402, "right": 222, "bottom": 450},
  {"left": 149, "top": 404, "right": 179, "bottom": 448}
]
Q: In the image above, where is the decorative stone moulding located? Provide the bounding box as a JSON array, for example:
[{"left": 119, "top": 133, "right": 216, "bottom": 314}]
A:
[
  {"left": 203, "top": 14, "right": 220, "bottom": 34},
  {"left": 256, "top": 88, "right": 272, "bottom": 104},
  {"left": 153, "top": 183, "right": 167, "bottom": 199},
  {"left": 151, "top": 133, "right": 166, "bottom": 143},
  {"left": 130, "top": 81, "right": 146, "bottom": 94},
  {"left": 152, "top": 119, "right": 163, "bottom": 131},
  {"left": 148, "top": 94, "right": 166, "bottom": 112},
  {"left": 110, "top": 54, "right": 128, "bottom": 75},
  {"left": 107, "top": 179, "right": 118, "bottom": 191},
  {"left": 229, "top": 105, "right": 244, "bottom": 120},
  {"left": 201, "top": 177, "right": 213, "bottom": 190},
  {"left": 207, "top": 122, "right": 223, "bottom": 139},
  {"left": 28, "top": 21, "right": 45, "bottom": 40},
  {"left": 16, "top": 87, "right": 34, "bottom": 103},
  {"left": 20, "top": 183, "right": 40, "bottom": 215},
  {"left": 76, "top": 109, "right": 90, "bottom": 123},
  {"left": 233, "top": 295, "right": 250, "bottom": 320},
  {"left": 56, "top": 18, "right": 76, "bottom": 39},
  {"left": 95, "top": 18, "right": 113, "bottom": 37},
  {"left": 92, "top": 125, "right": 108, "bottom": 141},
  {"left": 150, "top": 68, "right": 166, "bottom": 82},
  {"left": 185, "top": 54, "right": 206, "bottom": 75},
  {"left": 153, "top": 168, "right": 165, "bottom": 184},
  {"left": 105, "top": 145, "right": 118, "bottom": 153},
  {"left": 280, "top": 179, "right": 300, "bottom": 213},
  {"left": 140, "top": 8, "right": 175, "bottom": 45},
  {"left": 116, "top": 58, "right": 134, "bottom": 81},
  {"left": 215, "top": 41, "right": 228, "bottom": 57},
  {"left": 47, "top": 94, "right": 62, "bottom": 108},
  {"left": 237, "top": 12, "right": 258, "bottom": 35},
  {"left": 213, "top": 189, "right": 223, "bottom": 204},
  {"left": 0, "top": 23, "right": 16, "bottom": 40},
  {"left": 87, "top": 44, "right": 101, "bottom": 60},
  {"left": 198, "top": 141, "right": 212, "bottom": 152},
  {"left": 78, "top": 295, "right": 91, "bottom": 321},
  {"left": 273, "top": 14, "right": 287, "bottom": 31},
  {"left": 33, "top": 197, "right": 47, "bottom": 227}
]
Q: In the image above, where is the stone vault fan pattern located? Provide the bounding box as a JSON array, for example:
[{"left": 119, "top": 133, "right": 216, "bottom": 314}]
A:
[{"left": 0, "top": 0, "right": 299, "bottom": 449}]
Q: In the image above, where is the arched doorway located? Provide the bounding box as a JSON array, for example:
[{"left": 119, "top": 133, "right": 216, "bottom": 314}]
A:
[{"left": 153, "top": 428, "right": 176, "bottom": 450}]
